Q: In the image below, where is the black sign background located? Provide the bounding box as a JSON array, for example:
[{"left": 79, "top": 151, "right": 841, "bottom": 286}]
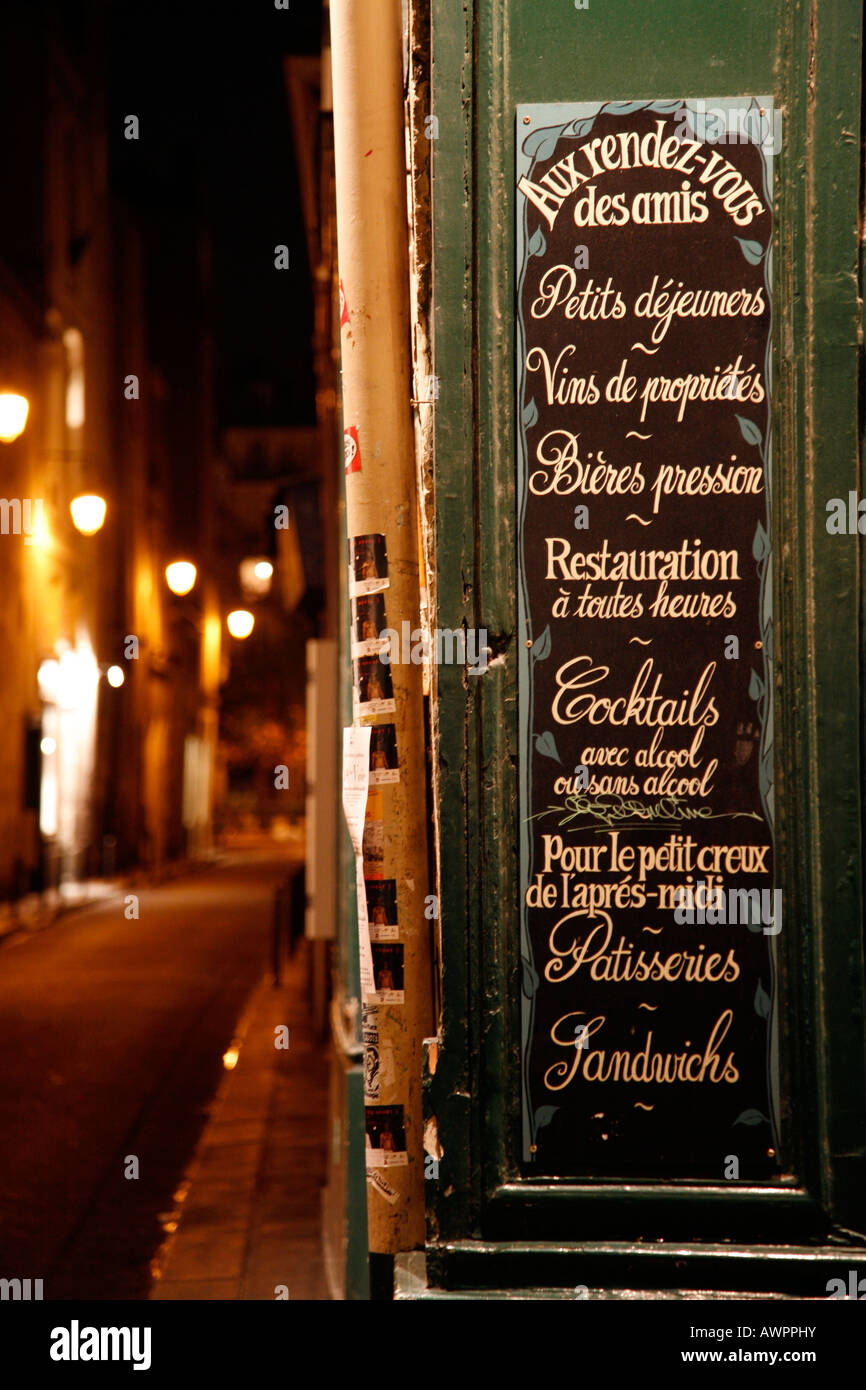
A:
[{"left": 517, "top": 102, "right": 779, "bottom": 1179}]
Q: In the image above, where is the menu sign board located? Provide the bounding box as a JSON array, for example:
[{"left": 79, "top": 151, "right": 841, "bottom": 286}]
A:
[{"left": 516, "top": 99, "right": 780, "bottom": 1178}]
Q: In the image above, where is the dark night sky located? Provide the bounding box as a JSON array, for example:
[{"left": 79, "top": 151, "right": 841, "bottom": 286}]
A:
[{"left": 108, "top": 0, "right": 323, "bottom": 428}]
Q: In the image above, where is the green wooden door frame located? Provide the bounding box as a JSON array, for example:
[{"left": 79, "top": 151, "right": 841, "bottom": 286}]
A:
[{"left": 427, "top": 0, "right": 866, "bottom": 1292}]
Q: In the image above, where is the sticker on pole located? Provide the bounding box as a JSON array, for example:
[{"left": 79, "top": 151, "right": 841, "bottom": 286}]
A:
[
  {"left": 349, "top": 533, "right": 389, "bottom": 597},
  {"left": 371, "top": 943, "right": 404, "bottom": 1004},
  {"left": 365, "top": 879, "right": 399, "bottom": 940},
  {"left": 369, "top": 723, "right": 399, "bottom": 784},
  {"left": 353, "top": 653, "right": 396, "bottom": 716},
  {"left": 367, "top": 1169, "right": 399, "bottom": 1204},
  {"left": 365, "top": 1104, "right": 408, "bottom": 1167},
  {"left": 363, "top": 1003, "right": 380, "bottom": 1102},
  {"left": 344, "top": 424, "right": 361, "bottom": 474},
  {"left": 351, "top": 593, "right": 391, "bottom": 659}
]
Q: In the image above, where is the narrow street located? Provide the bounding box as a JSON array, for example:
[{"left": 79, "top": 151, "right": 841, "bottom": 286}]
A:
[{"left": 0, "top": 851, "right": 297, "bottom": 1300}]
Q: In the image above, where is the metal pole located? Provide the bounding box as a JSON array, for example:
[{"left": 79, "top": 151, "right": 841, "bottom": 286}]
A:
[{"left": 330, "top": 0, "right": 432, "bottom": 1254}]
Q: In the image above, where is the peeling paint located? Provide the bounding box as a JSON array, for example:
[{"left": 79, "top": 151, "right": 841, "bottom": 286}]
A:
[{"left": 423, "top": 1115, "right": 444, "bottom": 1161}]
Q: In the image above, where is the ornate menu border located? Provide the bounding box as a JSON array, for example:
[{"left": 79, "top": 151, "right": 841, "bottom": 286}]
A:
[{"left": 515, "top": 98, "right": 777, "bottom": 1168}]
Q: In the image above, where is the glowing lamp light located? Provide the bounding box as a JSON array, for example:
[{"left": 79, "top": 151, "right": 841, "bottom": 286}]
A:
[
  {"left": 37, "top": 659, "right": 61, "bottom": 702},
  {"left": 106, "top": 665, "right": 125, "bottom": 688},
  {"left": 70, "top": 494, "right": 107, "bottom": 535},
  {"left": 58, "top": 647, "right": 99, "bottom": 712},
  {"left": 227, "top": 609, "right": 254, "bottom": 639},
  {"left": 40, "top": 736, "right": 56, "bottom": 756},
  {"left": 239, "top": 556, "right": 273, "bottom": 596},
  {"left": 165, "top": 560, "right": 197, "bottom": 596},
  {"left": 0, "top": 393, "right": 29, "bottom": 442}
]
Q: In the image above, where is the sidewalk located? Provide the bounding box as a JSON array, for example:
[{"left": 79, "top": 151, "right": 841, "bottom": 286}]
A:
[
  {"left": 149, "top": 938, "right": 331, "bottom": 1301},
  {"left": 0, "top": 877, "right": 125, "bottom": 943},
  {"left": 0, "top": 849, "right": 231, "bottom": 946}
]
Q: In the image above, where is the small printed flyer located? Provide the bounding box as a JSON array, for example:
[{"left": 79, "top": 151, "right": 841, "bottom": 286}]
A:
[
  {"left": 365, "top": 879, "right": 399, "bottom": 941},
  {"left": 353, "top": 653, "right": 396, "bottom": 716},
  {"left": 351, "top": 592, "right": 390, "bottom": 659},
  {"left": 349, "top": 533, "right": 389, "bottom": 597},
  {"left": 365, "top": 1104, "right": 408, "bottom": 1167},
  {"left": 371, "top": 943, "right": 404, "bottom": 1004},
  {"left": 369, "top": 723, "right": 400, "bottom": 785}
]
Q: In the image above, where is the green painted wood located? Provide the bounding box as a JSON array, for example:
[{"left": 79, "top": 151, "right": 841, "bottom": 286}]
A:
[
  {"left": 482, "top": 1181, "right": 825, "bottom": 1245},
  {"left": 423, "top": 1238, "right": 866, "bottom": 1297},
  {"left": 428, "top": 0, "right": 482, "bottom": 1243},
  {"left": 429, "top": 0, "right": 866, "bottom": 1275},
  {"left": 796, "top": 1, "right": 866, "bottom": 1230}
]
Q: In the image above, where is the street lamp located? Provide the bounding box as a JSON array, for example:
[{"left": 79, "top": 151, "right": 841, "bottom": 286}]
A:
[
  {"left": 239, "top": 556, "right": 273, "bottom": 596},
  {"left": 106, "top": 665, "right": 125, "bottom": 688},
  {"left": 70, "top": 494, "right": 107, "bottom": 535},
  {"left": 0, "top": 392, "right": 29, "bottom": 442},
  {"left": 226, "top": 609, "right": 255, "bottom": 639},
  {"left": 37, "top": 659, "right": 61, "bottom": 701},
  {"left": 165, "top": 560, "right": 197, "bottom": 596}
]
